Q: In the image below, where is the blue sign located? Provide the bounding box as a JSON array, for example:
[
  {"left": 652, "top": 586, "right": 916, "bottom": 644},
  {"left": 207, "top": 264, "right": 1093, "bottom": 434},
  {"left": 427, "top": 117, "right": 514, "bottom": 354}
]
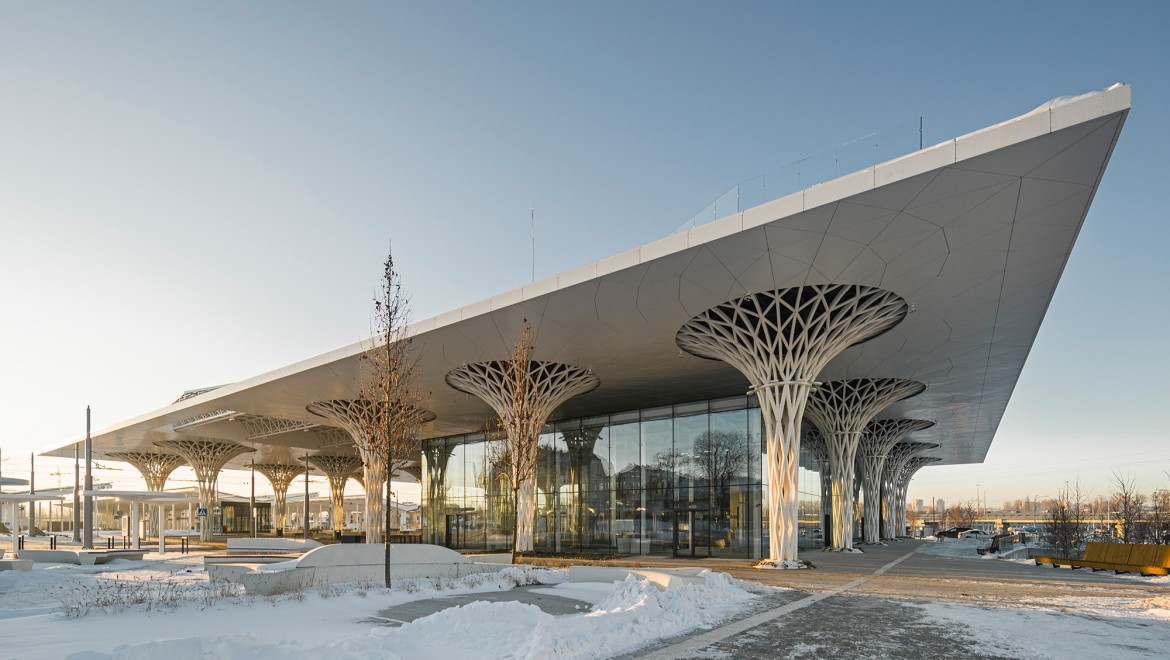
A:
[{"left": 197, "top": 507, "right": 208, "bottom": 517}]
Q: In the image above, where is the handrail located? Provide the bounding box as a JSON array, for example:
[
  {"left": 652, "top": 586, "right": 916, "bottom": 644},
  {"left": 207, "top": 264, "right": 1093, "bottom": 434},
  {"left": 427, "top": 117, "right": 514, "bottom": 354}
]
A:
[{"left": 673, "top": 117, "right": 923, "bottom": 235}]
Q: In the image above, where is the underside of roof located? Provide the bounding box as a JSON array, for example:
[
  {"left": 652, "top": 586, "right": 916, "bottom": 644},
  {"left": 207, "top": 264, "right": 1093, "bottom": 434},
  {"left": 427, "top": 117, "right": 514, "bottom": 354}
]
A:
[{"left": 40, "top": 85, "right": 1131, "bottom": 474}]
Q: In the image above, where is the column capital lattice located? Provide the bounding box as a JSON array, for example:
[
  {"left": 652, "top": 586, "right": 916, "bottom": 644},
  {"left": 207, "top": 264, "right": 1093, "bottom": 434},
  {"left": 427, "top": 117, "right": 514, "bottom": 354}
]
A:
[
  {"left": 676, "top": 285, "right": 909, "bottom": 385},
  {"left": 444, "top": 360, "right": 600, "bottom": 423},
  {"left": 859, "top": 419, "right": 935, "bottom": 458},
  {"left": 804, "top": 379, "right": 927, "bottom": 437},
  {"left": 108, "top": 451, "right": 185, "bottom": 491}
]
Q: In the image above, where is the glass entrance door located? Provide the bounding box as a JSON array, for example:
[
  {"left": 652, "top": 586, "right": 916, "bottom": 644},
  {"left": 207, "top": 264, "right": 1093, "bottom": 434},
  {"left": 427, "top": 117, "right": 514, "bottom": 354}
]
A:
[{"left": 673, "top": 507, "right": 711, "bottom": 557}]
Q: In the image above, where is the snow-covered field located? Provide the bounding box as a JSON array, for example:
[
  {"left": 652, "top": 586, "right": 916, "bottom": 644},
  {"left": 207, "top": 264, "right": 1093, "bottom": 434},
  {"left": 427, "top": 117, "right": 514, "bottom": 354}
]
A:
[
  {"left": 6, "top": 544, "right": 1169, "bottom": 659},
  {"left": 916, "top": 595, "right": 1170, "bottom": 658},
  {"left": 0, "top": 553, "right": 762, "bottom": 659}
]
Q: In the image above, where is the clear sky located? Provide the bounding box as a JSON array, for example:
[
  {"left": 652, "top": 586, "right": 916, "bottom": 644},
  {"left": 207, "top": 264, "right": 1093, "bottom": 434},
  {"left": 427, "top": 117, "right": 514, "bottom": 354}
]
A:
[{"left": 1, "top": 2, "right": 1168, "bottom": 508}]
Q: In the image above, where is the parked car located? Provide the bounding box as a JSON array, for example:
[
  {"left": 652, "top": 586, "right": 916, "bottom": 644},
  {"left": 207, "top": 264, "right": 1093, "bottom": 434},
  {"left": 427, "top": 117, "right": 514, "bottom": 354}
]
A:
[
  {"left": 937, "top": 526, "right": 975, "bottom": 538},
  {"left": 960, "top": 529, "right": 996, "bottom": 540}
]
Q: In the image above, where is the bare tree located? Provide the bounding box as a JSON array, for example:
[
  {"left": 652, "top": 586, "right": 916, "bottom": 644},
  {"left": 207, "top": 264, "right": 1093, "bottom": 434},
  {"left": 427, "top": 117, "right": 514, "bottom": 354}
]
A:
[
  {"left": 360, "top": 250, "right": 430, "bottom": 587},
  {"left": 906, "top": 505, "right": 921, "bottom": 533},
  {"left": 1151, "top": 489, "right": 1170, "bottom": 545},
  {"left": 1109, "top": 470, "right": 1146, "bottom": 544},
  {"left": 484, "top": 323, "right": 542, "bottom": 563},
  {"left": 1043, "top": 479, "right": 1088, "bottom": 557},
  {"left": 946, "top": 501, "right": 977, "bottom": 528}
]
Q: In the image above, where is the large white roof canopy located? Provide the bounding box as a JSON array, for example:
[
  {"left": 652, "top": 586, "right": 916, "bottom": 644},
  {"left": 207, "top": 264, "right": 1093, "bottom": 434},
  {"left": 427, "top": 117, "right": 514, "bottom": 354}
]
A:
[{"left": 41, "top": 84, "right": 1130, "bottom": 471}]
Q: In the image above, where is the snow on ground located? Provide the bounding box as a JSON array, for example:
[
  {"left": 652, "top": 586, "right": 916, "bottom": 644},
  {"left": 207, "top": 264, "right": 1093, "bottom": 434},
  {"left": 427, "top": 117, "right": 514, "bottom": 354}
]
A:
[
  {"left": 915, "top": 595, "right": 1170, "bottom": 658},
  {"left": 0, "top": 553, "right": 759, "bottom": 660},
  {"left": 914, "top": 537, "right": 1036, "bottom": 560},
  {"left": 529, "top": 581, "right": 616, "bottom": 605}
]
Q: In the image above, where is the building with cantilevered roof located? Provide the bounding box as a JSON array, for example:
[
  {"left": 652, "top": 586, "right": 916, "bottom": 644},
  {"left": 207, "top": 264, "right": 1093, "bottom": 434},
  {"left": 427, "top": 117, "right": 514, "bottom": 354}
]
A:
[{"left": 40, "top": 84, "right": 1130, "bottom": 562}]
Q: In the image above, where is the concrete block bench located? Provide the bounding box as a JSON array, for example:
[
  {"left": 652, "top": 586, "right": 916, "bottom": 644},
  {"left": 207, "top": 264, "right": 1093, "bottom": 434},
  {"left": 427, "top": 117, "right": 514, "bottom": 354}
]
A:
[
  {"left": 240, "top": 543, "right": 506, "bottom": 595},
  {"left": 78, "top": 550, "right": 147, "bottom": 565},
  {"left": 225, "top": 538, "right": 322, "bottom": 555},
  {"left": 567, "top": 565, "right": 709, "bottom": 590},
  {"left": 0, "top": 559, "right": 32, "bottom": 572},
  {"left": 17, "top": 549, "right": 83, "bottom": 564},
  {"left": 19, "top": 549, "right": 146, "bottom": 565}
]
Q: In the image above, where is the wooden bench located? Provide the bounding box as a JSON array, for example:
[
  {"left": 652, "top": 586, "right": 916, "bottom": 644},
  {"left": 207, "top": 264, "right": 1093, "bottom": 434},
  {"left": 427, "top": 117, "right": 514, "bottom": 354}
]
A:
[{"left": 1035, "top": 542, "right": 1170, "bottom": 576}]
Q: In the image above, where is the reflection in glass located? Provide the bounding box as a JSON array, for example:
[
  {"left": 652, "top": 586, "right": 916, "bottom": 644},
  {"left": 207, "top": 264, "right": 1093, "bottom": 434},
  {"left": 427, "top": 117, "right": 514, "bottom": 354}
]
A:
[{"left": 420, "top": 396, "right": 821, "bottom": 559}]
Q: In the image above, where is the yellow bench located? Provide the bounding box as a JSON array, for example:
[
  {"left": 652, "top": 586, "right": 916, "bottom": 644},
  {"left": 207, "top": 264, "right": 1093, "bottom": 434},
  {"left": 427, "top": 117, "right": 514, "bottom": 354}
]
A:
[{"left": 1036, "top": 542, "right": 1170, "bottom": 576}]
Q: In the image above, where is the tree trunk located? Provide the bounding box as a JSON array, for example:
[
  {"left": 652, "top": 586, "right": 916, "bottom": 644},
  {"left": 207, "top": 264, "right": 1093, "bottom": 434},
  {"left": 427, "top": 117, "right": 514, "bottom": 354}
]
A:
[
  {"left": 385, "top": 448, "right": 392, "bottom": 588},
  {"left": 511, "top": 485, "right": 520, "bottom": 564}
]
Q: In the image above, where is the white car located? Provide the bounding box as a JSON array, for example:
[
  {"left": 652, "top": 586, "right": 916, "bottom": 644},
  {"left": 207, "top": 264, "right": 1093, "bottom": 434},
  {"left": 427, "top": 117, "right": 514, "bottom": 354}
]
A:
[{"left": 961, "top": 529, "right": 996, "bottom": 540}]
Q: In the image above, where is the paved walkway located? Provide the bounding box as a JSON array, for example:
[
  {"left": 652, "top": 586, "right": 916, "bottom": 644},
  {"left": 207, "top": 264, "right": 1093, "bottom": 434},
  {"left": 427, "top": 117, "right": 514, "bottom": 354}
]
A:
[
  {"left": 373, "top": 584, "right": 592, "bottom": 626},
  {"left": 613, "top": 542, "right": 1167, "bottom": 659}
]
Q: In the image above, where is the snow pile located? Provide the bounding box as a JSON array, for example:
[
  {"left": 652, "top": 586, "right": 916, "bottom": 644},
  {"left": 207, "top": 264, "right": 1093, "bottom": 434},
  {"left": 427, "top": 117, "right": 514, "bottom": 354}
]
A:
[{"left": 67, "top": 570, "right": 758, "bottom": 660}]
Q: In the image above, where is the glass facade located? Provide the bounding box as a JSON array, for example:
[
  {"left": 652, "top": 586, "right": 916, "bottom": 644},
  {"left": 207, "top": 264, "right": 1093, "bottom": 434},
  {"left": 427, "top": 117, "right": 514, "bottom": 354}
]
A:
[{"left": 422, "top": 396, "right": 825, "bottom": 558}]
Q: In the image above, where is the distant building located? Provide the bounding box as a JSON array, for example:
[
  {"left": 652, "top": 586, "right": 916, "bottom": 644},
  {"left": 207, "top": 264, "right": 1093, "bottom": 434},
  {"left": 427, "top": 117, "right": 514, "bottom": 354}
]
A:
[
  {"left": 936, "top": 499, "right": 945, "bottom": 513},
  {"left": 915, "top": 499, "right": 924, "bottom": 512}
]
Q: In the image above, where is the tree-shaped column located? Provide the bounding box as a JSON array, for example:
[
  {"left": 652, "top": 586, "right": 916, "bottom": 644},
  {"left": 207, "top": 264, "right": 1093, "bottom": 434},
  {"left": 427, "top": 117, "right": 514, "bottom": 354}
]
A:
[
  {"left": 896, "top": 455, "right": 940, "bottom": 534},
  {"left": 445, "top": 360, "right": 599, "bottom": 554},
  {"left": 253, "top": 463, "right": 306, "bottom": 534},
  {"left": 306, "top": 453, "right": 363, "bottom": 533},
  {"left": 857, "top": 419, "right": 933, "bottom": 544},
  {"left": 801, "top": 424, "right": 832, "bottom": 545},
  {"left": 562, "top": 424, "right": 603, "bottom": 549},
  {"left": 801, "top": 378, "right": 925, "bottom": 551},
  {"left": 677, "top": 286, "right": 908, "bottom": 563},
  {"left": 108, "top": 451, "right": 185, "bottom": 491},
  {"left": 108, "top": 451, "right": 186, "bottom": 537},
  {"left": 422, "top": 441, "right": 455, "bottom": 545},
  {"left": 881, "top": 439, "right": 938, "bottom": 539},
  {"left": 154, "top": 439, "right": 254, "bottom": 541},
  {"left": 306, "top": 400, "right": 435, "bottom": 543}
]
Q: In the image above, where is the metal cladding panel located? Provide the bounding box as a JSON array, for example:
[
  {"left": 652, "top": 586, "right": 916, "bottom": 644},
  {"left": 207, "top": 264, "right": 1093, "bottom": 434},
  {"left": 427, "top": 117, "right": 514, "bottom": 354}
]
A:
[{"left": 41, "top": 87, "right": 1130, "bottom": 471}]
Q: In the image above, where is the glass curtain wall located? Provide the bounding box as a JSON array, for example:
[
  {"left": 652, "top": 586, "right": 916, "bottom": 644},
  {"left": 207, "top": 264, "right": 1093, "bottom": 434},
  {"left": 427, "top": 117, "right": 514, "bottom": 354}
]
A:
[{"left": 422, "top": 396, "right": 824, "bottom": 558}]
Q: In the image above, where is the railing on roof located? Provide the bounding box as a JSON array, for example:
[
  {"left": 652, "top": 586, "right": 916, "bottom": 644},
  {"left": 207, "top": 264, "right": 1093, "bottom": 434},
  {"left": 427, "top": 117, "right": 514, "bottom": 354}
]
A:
[{"left": 673, "top": 117, "right": 924, "bottom": 235}]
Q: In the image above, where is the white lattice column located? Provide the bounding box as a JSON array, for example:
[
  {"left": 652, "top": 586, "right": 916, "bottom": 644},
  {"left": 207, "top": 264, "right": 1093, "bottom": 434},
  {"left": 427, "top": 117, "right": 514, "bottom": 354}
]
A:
[
  {"left": 423, "top": 442, "right": 455, "bottom": 544},
  {"left": 857, "top": 419, "right": 933, "bottom": 544},
  {"left": 445, "top": 361, "right": 600, "bottom": 553},
  {"left": 882, "top": 439, "right": 937, "bottom": 538},
  {"left": 254, "top": 463, "right": 305, "bottom": 533},
  {"left": 676, "top": 285, "right": 909, "bottom": 563},
  {"left": 155, "top": 439, "right": 254, "bottom": 541},
  {"left": 562, "top": 425, "right": 602, "bottom": 548},
  {"left": 803, "top": 379, "right": 926, "bottom": 551},
  {"left": 306, "top": 401, "right": 435, "bottom": 543},
  {"left": 801, "top": 424, "right": 832, "bottom": 542},
  {"left": 108, "top": 452, "right": 185, "bottom": 537},
  {"left": 306, "top": 454, "right": 363, "bottom": 533},
  {"left": 304, "top": 403, "right": 383, "bottom": 542},
  {"left": 897, "top": 455, "right": 940, "bottom": 533}
]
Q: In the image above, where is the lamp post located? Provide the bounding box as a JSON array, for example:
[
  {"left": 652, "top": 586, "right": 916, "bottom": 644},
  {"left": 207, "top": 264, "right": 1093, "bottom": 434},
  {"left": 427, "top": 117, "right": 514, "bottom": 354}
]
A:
[{"left": 1033, "top": 494, "right": 1048, "bottom": 533}]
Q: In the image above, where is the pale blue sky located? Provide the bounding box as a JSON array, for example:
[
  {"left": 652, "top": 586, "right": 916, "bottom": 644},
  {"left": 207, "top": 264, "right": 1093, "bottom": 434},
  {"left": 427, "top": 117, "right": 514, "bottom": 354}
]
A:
[{"left": 1, "top": 2, "right": 1168, "bottom": 506}]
